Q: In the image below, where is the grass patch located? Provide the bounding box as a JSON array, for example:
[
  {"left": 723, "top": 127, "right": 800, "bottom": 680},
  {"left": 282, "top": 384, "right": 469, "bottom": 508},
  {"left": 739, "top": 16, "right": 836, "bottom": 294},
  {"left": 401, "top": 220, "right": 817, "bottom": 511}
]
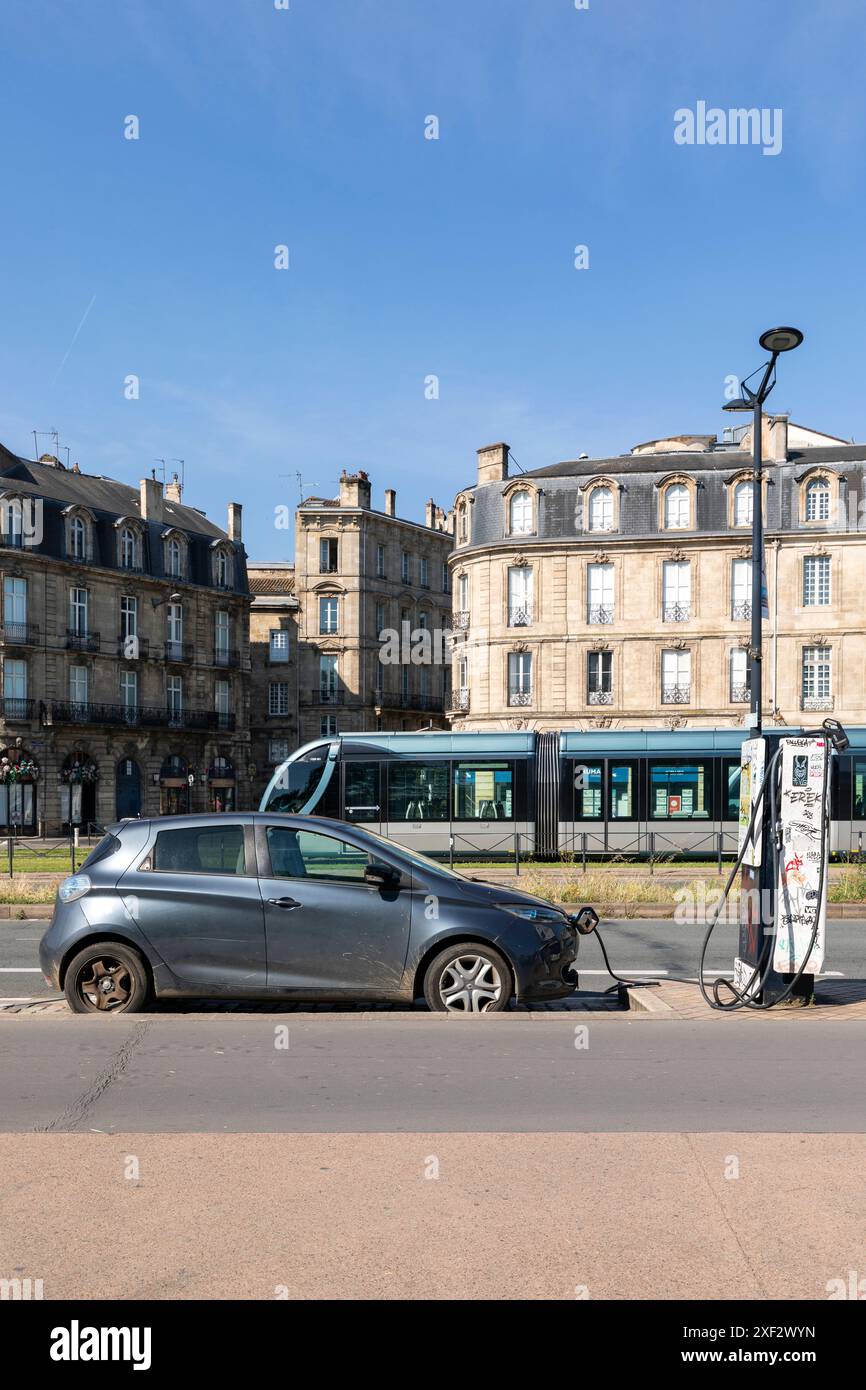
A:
[{"left": 0, "top": 877, "right": 57, "bottom": 905}]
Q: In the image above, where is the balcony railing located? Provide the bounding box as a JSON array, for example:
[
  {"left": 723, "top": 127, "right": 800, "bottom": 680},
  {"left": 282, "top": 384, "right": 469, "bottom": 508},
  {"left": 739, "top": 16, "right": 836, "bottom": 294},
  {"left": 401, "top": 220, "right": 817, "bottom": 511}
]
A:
[
  {"left": 730, "top": 683, "right": 751, "bottom": 704},
  {"left": 802, "top": 694, "right": 833, "bottom": 712},
  {"left": 508, "top": 606, "right": 533, "bottom": 627},
  {"left": 46, "top": 702, "right": 223, "bottom": 730},
  {"left": 0, "top": 532, "right": 25, "bottom": 550},
  {"left": 319, "top": 561, "right": 339, "bottom": 574},
  {"left": 66, "top": 629, "right": 100, "bottom": 652},
  {"left": 213, "top": 648, "right": 239, "bottom": 668},
  {"left": 0, "top": 622, "right": 40, "bottom": 646},
  {"left": 2, "top": 697, "right": 34, "bottom": 720},
  {"left": 662, "top": 603, "right": 691, "bottom": 623},
  {"left": 731, "top": 600, "right": 751, "bottom": 621},
  {"left": 587, "top": 605, "right": 613, "bottom": 625},
  {"left": 453, "top": 611, "right": 470, "bottom": 630},
  {"left": 662, "top": 684, "right": 691, "bottom": 705},
  {"left": 164, "top": 641, "right": 194, "bottom": 663},
  {"left": 451, "top": 688, "right": 470, "bottom": 712},
  {"left": 508, "top": 688, "right": 532, "bottom": 707},
  {"left": 588, "top": 689, "right": 613, "bottom": 705}
]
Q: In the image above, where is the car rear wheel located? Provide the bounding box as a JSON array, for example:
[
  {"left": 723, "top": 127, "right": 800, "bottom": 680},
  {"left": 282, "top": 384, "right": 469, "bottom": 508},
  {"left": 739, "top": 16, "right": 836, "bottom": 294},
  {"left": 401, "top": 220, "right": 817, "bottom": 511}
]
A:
[
  {"left": 64, "top": 943, "right": 150, "bottom": 1015},
  {"left": 424, "top": 942, "right": 512, "bottom": 1013}
]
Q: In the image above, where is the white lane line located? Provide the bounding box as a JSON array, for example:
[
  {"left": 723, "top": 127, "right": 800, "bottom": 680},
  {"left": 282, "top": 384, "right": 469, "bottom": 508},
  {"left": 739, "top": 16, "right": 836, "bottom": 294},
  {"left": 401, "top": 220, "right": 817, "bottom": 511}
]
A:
[
  {"left": 0, "top": 968, "right": 42, "bottom": 973},
  {"left": 580, "top": 969, "right": 669, "bottom": 976}
]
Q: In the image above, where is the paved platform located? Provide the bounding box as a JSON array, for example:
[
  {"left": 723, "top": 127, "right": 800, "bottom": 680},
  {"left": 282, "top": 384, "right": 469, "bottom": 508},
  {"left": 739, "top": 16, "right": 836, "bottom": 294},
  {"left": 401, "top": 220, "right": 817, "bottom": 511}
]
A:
[{"left": 628, "top": 977, "right": 866, "bottom": 1019}]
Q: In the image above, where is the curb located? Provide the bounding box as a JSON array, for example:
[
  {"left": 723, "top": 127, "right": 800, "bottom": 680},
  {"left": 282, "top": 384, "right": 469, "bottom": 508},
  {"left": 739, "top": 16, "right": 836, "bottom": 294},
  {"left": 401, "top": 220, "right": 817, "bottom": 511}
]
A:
[{"left": 625, "top": 985, "right": 676, "bottom": 1015}]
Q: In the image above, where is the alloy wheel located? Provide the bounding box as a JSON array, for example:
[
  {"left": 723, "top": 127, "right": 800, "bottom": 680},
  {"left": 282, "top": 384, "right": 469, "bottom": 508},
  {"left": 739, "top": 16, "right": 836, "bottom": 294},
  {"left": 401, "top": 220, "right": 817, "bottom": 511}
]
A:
[
  {"left": 439, "top": 954, "right": 503, "bottom": 1012},
  {"left": 75, "top": 957, "right": 133, "bottom": 1012}
]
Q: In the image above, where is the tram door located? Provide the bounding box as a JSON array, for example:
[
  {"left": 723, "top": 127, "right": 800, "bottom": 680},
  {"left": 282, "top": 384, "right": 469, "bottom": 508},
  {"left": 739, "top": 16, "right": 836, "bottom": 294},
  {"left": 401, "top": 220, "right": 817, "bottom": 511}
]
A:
[{"left": 342, "top": 761, "right": 382, "bottom": 837}]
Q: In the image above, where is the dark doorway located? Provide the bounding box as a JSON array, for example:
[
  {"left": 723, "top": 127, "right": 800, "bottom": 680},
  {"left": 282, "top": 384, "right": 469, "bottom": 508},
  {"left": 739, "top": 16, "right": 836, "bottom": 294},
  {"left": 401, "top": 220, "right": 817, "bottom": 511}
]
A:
[{"left": 116, "top": 758, "right": 142, "bottom": 819}]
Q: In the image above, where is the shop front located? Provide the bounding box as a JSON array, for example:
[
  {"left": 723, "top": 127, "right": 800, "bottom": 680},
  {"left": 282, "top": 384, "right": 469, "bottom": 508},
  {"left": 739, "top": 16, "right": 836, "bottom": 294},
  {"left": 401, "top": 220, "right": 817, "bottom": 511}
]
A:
[
  {"left": 0, "top": 747, "right": 39, "bottom": 834},
  {"left": 207, "top": 756, "right": 236, "bottom": 813},
  {"left": 60, "top": 753, "right": 99, "bottom": 830}
]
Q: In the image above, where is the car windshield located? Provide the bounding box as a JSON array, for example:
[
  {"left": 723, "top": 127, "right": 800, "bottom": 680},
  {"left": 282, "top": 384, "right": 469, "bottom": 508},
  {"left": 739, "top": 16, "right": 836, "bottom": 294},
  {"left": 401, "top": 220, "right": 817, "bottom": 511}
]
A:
[{"left": 357, "top": 826, "right": 468, "bottom": 880}]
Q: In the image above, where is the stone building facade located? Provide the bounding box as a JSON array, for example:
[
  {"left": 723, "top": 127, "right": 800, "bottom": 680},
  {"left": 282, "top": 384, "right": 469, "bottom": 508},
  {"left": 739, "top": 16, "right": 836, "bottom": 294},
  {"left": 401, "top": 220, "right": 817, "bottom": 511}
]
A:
[
  {"left": 448, "top": 418, "right": 866, "bottom": 732},
  {"left": 247, "top": 561, "right": 299, "bottom": 809},
  {"left": 0, "top": 446, "right": 251, "bottom": 833},
  {"left": 292, "top": 471, "right": 454, "bottom": 746}
]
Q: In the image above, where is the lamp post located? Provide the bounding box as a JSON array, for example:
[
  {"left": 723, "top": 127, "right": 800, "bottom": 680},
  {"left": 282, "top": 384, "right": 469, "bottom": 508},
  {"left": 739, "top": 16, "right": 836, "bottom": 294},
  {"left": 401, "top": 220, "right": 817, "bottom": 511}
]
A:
[{"left": 722, "top": 327, "right": 803, "bottom": 732}]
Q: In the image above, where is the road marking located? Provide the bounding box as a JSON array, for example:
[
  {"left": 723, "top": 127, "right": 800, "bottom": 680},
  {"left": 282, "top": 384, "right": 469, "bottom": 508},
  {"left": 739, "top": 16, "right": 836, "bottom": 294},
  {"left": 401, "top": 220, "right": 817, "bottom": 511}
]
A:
[{"left": 0, "top": 967, "right": 42, "bottom": 973}]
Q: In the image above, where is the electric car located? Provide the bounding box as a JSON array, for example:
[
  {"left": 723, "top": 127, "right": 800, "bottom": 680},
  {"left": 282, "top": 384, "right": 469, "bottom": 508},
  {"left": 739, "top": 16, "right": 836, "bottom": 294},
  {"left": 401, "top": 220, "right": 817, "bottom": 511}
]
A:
[{"left": 39, "top": 813, "right": 597, "bottom": 1014}]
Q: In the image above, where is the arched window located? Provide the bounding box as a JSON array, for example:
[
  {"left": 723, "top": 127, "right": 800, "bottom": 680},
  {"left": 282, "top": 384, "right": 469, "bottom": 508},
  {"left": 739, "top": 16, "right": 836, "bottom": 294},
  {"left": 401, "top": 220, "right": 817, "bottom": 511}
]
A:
[
  {"left": 70, "top": 515, "right": 86, "bottom": 558},
  {"left": 166, "top": 536, "right": 182, "bottom": 577},
  {"left": 509, "top": 490, "right": 532, "bottom": 535},
  {"left": 216, "top": 549, "right": 231, "bottom": 588},
  {"left": 733, "top": 480, "right": 753, "bottom": 528},
  {"left": 805, "top": 478, "right": 830, "bottom": 522},
  {"left": 664, "top": 483, "right": 690, "bottom": 530},
  {"left": 120, "top": 527, "right": 137, "bottom": 569},
  {"left": 457, "top": 501, "right": 469, "bottom": 545},
  {"left": 588, "top": 486, "right": 613, "bottom": 532}
]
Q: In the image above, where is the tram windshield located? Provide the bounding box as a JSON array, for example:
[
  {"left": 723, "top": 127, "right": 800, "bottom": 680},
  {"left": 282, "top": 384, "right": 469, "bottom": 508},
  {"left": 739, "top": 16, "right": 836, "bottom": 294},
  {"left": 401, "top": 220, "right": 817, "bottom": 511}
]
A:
[{"left": 264, "top": 745, "right": 333, "bottom": 814}]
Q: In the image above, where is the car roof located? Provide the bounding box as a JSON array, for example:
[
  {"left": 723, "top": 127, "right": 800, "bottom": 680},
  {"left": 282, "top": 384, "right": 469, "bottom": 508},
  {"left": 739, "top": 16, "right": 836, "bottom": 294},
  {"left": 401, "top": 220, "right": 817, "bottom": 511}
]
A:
[{"left": 112, "top": 812, "right": 356, "bottom": 833}]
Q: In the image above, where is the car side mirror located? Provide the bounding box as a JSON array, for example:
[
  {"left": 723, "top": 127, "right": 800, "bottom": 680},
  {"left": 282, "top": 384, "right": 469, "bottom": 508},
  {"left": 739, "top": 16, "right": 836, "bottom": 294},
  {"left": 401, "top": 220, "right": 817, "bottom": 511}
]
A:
[
  {"left": 572, "top": 906, "right": 599, "bottom": 936},
  {"left": 364, "top": 862, "right": 400, "bottom": 888}
]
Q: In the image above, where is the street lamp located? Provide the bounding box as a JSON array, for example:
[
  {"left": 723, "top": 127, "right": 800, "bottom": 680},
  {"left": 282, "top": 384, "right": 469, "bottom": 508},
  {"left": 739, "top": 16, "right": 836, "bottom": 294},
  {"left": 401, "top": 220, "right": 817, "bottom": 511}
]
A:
[{"left": 722, "top": 327, "right": 804, "bottom": 733}]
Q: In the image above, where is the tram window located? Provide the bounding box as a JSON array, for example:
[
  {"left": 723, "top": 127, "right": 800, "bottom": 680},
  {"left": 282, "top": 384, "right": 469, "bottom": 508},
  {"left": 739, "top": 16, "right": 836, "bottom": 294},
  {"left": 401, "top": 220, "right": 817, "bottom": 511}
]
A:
[
  {"left": 344, "top": 762, "right": 381, "bottom": 820},
  {"left": 650, "top": 760, "right": 711, "bottom": 819},
  {"left": 724, "top": 760, "right": 741, "bottom": 820},
  {"left": 572, "top": 762, "right": 603, "bottom": 820},
  {"left": 388, "top": 762, "right": 449, "bottom": 821},
  {"left": 854, "top": 760, "right": 866, "bottom": 818},
  {"left": 453, "top": 763, "right": 513, "bottom": 820},
  {"left": 265, "top": 747, "right": 332, "bottom": 814},
  {"left": 609, "top": 764, "right": 635, "bottom": 819}
]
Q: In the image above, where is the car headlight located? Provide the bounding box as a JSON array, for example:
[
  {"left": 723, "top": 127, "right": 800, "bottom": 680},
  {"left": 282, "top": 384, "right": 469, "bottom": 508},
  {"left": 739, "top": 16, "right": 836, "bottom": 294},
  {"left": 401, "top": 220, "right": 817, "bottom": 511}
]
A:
[
  {"left": 58, "top": 874, "right": 91, "bottom": 904},
  {"left": 497, "top": 903, "right": 566, "bottom": 940}
]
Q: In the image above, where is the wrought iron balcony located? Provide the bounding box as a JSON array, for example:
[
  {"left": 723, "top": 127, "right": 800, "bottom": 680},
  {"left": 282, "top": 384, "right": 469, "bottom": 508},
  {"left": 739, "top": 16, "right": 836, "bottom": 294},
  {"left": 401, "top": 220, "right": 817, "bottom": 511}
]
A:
[
  {"left": 1, "top": 697, "right": 34, "bottom": 720},
  {"left": 46, "top": 701, "right": 222, "bottom": 730},
  {"left": 508, "top": 688, "right": 532, "bottom": 707},
  {"left": 213, "top": 648, "right": 240, "bottom": 668},
  {"left": 319, "top": 562, "right": 339, "bottom": 574},
  {"left": 508, "top": 606, "right": 533, "bottom": 627},
  {"left": 588, "top": 605, "right": 613, "bottom": 625},
  {"left": 731, "top": 600, "right": 751, "bottom": 621},
  {"left": 730, "top": 683, "right": 751, "bottom": 704},
  {"left": 662, "top": 684, "right": 691, "bottom": 705},
  {"left": 451, "top": 688, "right": 470, "bottom": 712},
  {"left": 662, "top": 603, "right": 691, "bottom": 623},
  {"left": 588, "top": 689, "right": 613, "bottom": 705},
  {"left": 0, "top": 532, "right": 25, "bottom": 550},
  {"left": 66, "top": 629, "right": 100, "bottom": 652},
  {"left": 802, "top": 694, "right": 833, "bottom": 712},
  {"left": 163, "top": 640, "right": 193, "bottom": 663},
  {"left": 0, "top": 622, "right": 40, "bottom": 646},
  {"left": 453, "top": 611, "right": 470, "bottom": 630}
]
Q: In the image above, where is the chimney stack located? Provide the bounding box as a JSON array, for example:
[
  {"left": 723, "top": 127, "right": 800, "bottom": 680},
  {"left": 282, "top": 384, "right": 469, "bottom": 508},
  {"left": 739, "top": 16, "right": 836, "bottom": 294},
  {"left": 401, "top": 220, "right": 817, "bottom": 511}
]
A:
[
  {"left": 339, "top": 469, "right": 372, "bottom": 509},
  {"left": 384, "top": 488, "right": 397, "bottom": 516},
  {"left": 767, "top": 413, "right": 789, "bottom": 463},
  {"left": 425, "top": 498, "right": 436, "bottom": 528},
  {"left": 165, "top": 472, "right": 183, "bottom": 503},
  {"left": 477, "top": 442, "right": 509, "bottom": 485},
  {"left": 227, "top": 502, "right": 242, "bottom": 542},
  {"left": 140, "top": 476, "right": 163, "bottom": 523}
]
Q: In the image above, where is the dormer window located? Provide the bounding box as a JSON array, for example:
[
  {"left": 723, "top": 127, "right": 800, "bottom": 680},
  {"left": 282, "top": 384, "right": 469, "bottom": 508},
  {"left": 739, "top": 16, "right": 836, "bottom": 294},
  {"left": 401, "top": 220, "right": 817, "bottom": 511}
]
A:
[
  {"left": 457, "top": 500, "right": 469, "bottom": 544},
  {"left": 664, "top": 483, "right": 690, "bottom": 530},
  {"left": 508, "top": 490, "right": 532, "bottom": 535},
  {"left": 70, "top": 515, "right": 86, "bottom": 559},
  {"left": 120, "top": 526, "right": 138, "bottom": 570},
  {"left": 216, "top": 548, "right": 232, "bottom": 588},
  {"left": 732, "top": 480, "right": 753, "bottom": 528},
  {"left": 805, "top": 478, "right": 830, "bottom": 522},
  {"left": 166, "top": 536, "right": 183, "bottom": 578},
  {"left": 588, "top": 486, "right": 613, "bottom": 532}
]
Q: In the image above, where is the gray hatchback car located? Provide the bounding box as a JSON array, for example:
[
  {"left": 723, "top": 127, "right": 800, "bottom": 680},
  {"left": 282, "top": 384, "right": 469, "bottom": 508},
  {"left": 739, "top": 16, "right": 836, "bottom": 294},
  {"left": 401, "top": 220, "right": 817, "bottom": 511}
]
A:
[{"left": 40, "top": 813, "right": 597, "bottom": 1014}]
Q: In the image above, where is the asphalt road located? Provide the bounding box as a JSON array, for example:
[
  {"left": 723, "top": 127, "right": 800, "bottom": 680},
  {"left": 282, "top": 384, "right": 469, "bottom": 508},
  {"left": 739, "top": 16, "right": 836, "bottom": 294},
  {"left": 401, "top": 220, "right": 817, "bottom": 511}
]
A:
[
  {"left": 2, "top": 1013, "right": 866, "bottom": 1132},
  {"left": 3, "top": 916, "right": 863, "bottom": 1001}
]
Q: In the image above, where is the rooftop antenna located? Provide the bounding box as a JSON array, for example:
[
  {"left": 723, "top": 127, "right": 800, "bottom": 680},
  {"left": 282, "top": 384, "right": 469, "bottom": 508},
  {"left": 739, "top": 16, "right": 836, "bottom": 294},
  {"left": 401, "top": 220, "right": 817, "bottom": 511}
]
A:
[
  {"left": 280, "top": 471, "right": 319, "bottom": 504},
  {"left": 171, "top": 459, "right": 186, "bottom": 492},
  {"left": 507, "top": 448, "right": 527, "bottom": 475},
  {"left": 154, "top": 458, "right": 166, "bottom": 484}
]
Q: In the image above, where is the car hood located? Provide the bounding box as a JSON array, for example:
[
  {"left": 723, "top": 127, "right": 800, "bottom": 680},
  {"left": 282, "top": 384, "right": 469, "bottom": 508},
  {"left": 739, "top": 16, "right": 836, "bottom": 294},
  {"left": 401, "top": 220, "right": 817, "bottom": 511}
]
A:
[{"left": 436, "top": 873, "right": 569, "bottom": 915}]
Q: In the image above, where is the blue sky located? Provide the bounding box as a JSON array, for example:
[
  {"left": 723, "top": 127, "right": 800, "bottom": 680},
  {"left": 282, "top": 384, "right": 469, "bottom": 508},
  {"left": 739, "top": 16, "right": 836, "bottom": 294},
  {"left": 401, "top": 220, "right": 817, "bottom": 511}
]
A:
[{"left": 2, "top": 0, "right": 865, "bottom": 559}]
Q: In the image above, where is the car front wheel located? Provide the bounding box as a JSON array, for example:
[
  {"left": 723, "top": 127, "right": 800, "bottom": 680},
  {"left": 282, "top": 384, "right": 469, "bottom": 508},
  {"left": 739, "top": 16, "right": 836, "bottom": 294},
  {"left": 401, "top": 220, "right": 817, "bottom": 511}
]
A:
[
  {"left": 64, "top": 942, "right": 150, "bottom": 1015},
  {"left": 424, "top": 942, "right": 512, "bottom": 1013}
]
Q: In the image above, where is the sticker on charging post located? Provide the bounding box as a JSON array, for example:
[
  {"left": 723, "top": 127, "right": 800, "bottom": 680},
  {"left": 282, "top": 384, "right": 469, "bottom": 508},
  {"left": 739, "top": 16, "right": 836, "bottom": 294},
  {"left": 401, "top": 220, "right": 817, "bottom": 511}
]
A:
[
  {"left": 738, "top": 737, "right": 766, "bottom": 867},
  {"left": 773, "top": 738, "right": 827, "bottom": 975}
]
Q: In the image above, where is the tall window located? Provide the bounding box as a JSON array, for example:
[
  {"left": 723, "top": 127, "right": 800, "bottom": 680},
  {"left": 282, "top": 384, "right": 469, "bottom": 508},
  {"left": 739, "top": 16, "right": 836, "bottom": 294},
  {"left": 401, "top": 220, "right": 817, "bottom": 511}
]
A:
[
  {"left": 375, "top": 601, "right": 386, "bottom": 636},
  {"left": 269, "top": 738, "right": 290, "bottom": 763},
  {"left": 457, "top": 654, "right": 469, "bottom": 707},
  {"left": 587, "top": 563, "right": 613, "bottom": 624},
  {"left": 805, "top": 478, "right": 830, "bottom": 522},
  {"left": 458, "top": 573, "right": 469, "bottom": 615},
  {"left": 507, "top": 566, "right": 533, "bottom": 626},
  {"left": 215, "top": 610, "right": 230, "bottom": 657},
  {"left": 508, "top": 651, "right": 532, "bottom": 705},
  {"left": 3, "top": 658, "right": 27, "bottom": 713},
  {"left": 401, "top": 664, "right": 410, "bottom": 701},
  {"left": 69, "top": 587, "right": 88, "bottom": 635},
  {"left": 167, "top": 675, "right": 183, "bottom": 723},
  {"left": 320, "top": 653, "right": 338, "bottom": 700},
  {"left": 269, "top": 682, "right": 288, "bottom": 716},
  {"left": 120, "top": 526, "right": 137, "bottom": 569},
  {"left": 401, "top": 552, "right": 410, "bottom": 584},
  {"left": 730, "top": 649, "right": 750, "bottom": 703},
  {"left": 587, "top": 651, "right": 612, "bottom": 705},
  {"left": 661, "top": 649, "right": 691, "bottom": 703},
  {"left": 167, "top": 537, "right": 182, "bottom": 577},
  {"left": 420, "top": 556, "right": 429, "bottom": 588},
  {"left": 69, "top": 664, "right": 88, "bottom": 712},
  {"left": 662, "top": 560, "right": 691, "bottom": 621},
  {"left": 376, "top": 543, "right": 386, "bottom": 578},
  {"left": 269, "top": 629, "right": 289, "bottom": 663},
  {"left": 732, "top": 480, "right": 753, "bottom": 528},
  {"left": 3, "top": 577, "right": 26, "bottom": 637},
  {"left": 320, "top": 538, "right": 338, "bottom": 574},
  {"left": 319, "top": 596, "right": 339, "bottom": 634},
  {"left": 215, "top": 679, "right": 231, "bottom": 718},
  {"left": 321, "top": 715, "right": 338, "bottom": 737},
  {"left": 441, "top": 563, "right": 449, "bottom": 593},
  {"left": 509, "top": 490, "right": 532, "bottom": 535},
  {"left": 731, "top": 558, "right": 752, "bottom": 620},
  {"left": 803, "top": 555, "right": 830, "bottom": 606},
  {"left": 802, "top": 646, "right": 831, "bottom": 708},
  {"left": 70, "top": 515, "right": 86, "bottom": 559},
  {"left": 663, "top": 483, "right": 690, "bottom": 530},
  {"left": 167, "top": 602, "right": 183, "bottom": 659},
  {"left": 457, "top": 502, "right": 469, "bottom": 544},
  {"left": 588, "top": 486, "right": 613, "bottom": 532},
  {"left": 120, "top": 669, "right": 138, "bottom": 714},
  {"left": 216, "top": 549, "right": 231, "bottom": 588},
  {"left": 120, "top": 596, "right": 138, "bottom": 656}
]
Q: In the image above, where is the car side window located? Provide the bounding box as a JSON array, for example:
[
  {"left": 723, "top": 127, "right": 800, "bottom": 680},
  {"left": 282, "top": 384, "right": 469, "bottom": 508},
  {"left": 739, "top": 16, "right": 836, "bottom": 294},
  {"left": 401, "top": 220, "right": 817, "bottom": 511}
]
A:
[
  {"left": 151, "top": 826, "right": 246, "bottom": 875},
  {"left": 266, "top": 826, "right": 370, "bottom": 882}
]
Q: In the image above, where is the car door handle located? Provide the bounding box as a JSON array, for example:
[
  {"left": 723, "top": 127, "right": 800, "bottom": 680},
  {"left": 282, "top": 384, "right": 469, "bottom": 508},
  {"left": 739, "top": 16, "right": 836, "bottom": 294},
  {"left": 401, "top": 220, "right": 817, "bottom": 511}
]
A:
[{"left": 267, "top": 897, "right": 302, "bottom": 909}]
